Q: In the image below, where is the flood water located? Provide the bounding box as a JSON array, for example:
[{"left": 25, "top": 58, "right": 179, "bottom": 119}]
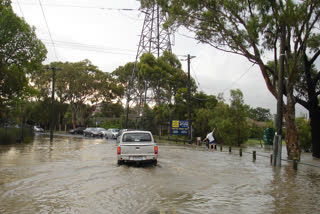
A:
[{"left": 0, "top": 135, "right": 319, "bottom": 214}]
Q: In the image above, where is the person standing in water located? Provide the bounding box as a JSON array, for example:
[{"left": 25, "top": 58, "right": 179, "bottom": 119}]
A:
[{"left": 203, "top": 128, "right": 216, "bottom": 152}]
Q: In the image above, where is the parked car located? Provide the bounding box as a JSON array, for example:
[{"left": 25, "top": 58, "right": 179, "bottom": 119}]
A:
[
  {"left": 83, "top": 127, "right": 106, "bottom": 137},
  {"left": 33, "top": 126, "right": 44, "bottom": 132},
  {"left": 69, "top": 127, "right": 86, "bottom": 135},
  {"left": 96, "top": 128, "right": 108, "bottom": 137},
  {"left": 117, "top": 130, "right": 158, "bottom": 165},
  {"left": 105, "top": 128, "right": 120, "bottom": 139}
]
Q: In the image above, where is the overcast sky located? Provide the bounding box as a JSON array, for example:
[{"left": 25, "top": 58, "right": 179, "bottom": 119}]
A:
[{"left": 11, "top": 0, "right": 308, "bottom": 116}]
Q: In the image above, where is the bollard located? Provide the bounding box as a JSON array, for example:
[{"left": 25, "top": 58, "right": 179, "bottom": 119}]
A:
[
  {"left": 293, "top": 158, "right": 298, "bottom": 170},
  {"left": 214, "top": 144, "right": 217, "bottom": 150},
  {"left": 270, "top": 154, "right": 273, "bottom": 164},
  {"left": 220, "top": 145, "right": 223, "bottom": 151},
  {"left": 229, "top": 147, "right": 232, "bottom": 153},
  {"left": 240, "top": 148, "right": 242, "bottom": 157},
  {"left": 253, "top": 151, "right": 256, "bottom": 161}
]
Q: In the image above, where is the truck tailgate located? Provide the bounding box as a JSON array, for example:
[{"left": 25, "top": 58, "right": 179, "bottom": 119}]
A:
[{"left": 120, "top": 143, "right": 156, "bottom": 155}]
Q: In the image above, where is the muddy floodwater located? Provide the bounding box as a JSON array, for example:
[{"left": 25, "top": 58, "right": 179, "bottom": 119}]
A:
[{"left": 0, "top": 135, "right": 320, "bottom": 214}]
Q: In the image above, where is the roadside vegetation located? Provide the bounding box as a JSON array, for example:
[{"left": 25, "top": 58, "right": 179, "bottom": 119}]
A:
[{"left": 0, "top": 1, "right": 316, "bottom": 157}]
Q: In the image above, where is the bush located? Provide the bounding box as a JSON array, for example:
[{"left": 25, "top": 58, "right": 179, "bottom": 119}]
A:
[{"left": 0, "top": 126, "right": 33, "bottom": 144}]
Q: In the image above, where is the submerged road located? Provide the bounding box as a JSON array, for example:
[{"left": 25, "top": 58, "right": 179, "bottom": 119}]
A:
[{"left": 0, "top": 135, "right": 319, "bottom": 214}]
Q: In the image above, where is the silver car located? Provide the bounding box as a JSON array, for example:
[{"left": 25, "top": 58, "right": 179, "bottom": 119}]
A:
[
  {"left": 117, "top": 130, "right": 158, "bottom": 165},
  {"left": 106, "top": 128, "right": 120, "bottom": 139}
]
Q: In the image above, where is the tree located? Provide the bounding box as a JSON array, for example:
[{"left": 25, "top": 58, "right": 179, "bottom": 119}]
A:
[
  {"left": 140, "top": 0, "right": 320, "bottom": 159},
  {"left": 247, "top": 106, "right": 272, "bottom": 122},
  {"left": 35, "top": 60, "right": 122, "bottom": 129},
  {"left": 192, "top": 92, "right": 218, "bottom": 138},
  {"left": 113, "top": 52, "right": 197, "bottom": 130},
  {"left": 112, "top": 62, "right": 145, "bottom": 122},
  {"left": 0, "top": 1, "right": 47, "bottom": 115},
  {"left": 229, "top": 89, "right": 249, "bottom": 146}
]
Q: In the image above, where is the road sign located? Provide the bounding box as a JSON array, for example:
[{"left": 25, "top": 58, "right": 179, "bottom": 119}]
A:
[{"left": 171, "top": 120, "right": 189, "bottom": 135}]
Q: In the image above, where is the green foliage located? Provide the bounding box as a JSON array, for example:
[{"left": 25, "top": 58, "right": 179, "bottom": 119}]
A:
[
  {"left": 100, "top": 102, "right": 124, "bottom": 118},
  {"left": 141, "top": 105, "right": 157, "bottom": 133},
  {"left": 34, "top": 60, "right": 123, "bottom": 128},
  {"left": 229, "top": 89, "right": 249, "bottom": 146},
  {"left": 204, "top": 90, "right": 248, "bottom": 146},
  {"left": 247, "top": 106, "right": 272, "bottom": 122},
  {"left": 194, "top": 108, "right": 214, "bottom": 138},
  {"left": 248, "top": 124, "right": 264, "bottom": 139},
  {"left": 0, "top": 1, "right": 46, "bottom": 112},
  {"left": 141, "top": 0, "right": 320, "bottom": 157},
  {"left": 99, "top": 120, "right": 121, "bottom": 130},
  {"left": 296, "top": 117, "right": 312, "bottom": 152}
]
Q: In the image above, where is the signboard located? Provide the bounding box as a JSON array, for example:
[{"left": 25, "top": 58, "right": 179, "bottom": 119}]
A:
[{"left": 171, "top": 120, "right": 189, "bottom": 135}]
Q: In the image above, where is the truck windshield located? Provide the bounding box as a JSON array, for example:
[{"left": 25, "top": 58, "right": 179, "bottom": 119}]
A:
[{"left": 122, "top": 133, "right": 152, "bottom": 143}]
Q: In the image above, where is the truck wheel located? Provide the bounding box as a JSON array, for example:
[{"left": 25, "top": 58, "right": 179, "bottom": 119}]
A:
[
  {"left": 117, "top": 160, "right": 123, "bottom": 165},
  {"left": 153, "top": 160, "right": 157, "bottom": 166}
]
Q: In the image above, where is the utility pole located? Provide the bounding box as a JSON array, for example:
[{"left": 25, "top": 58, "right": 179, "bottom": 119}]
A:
[
  {"left": 273, "top": 23, "right": 285, "bottom": 167},
  {"left": 187, "top": 54, "right": 195, "bottom": 142},
  {"left": 46, "top": 66, "right": 57, "bottom": 142}
]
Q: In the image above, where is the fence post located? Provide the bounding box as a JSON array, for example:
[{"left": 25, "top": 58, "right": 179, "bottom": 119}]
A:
[
  {"left": 253, "top": 151, "right": 256, "bottom": 161},
  {"left": 240, "top": 148, "right": 242, "bottom": 157},
  {"left": 270, "top": 154, "right": 273, "bottom": 164}
]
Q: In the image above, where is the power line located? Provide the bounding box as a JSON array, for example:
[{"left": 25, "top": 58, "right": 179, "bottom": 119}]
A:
[
  {"left": 13, "top": 1, "right": 139, "bottom": 11},
  {"left": 221, "top": 63, "right": 256, "bottom": 93},
  {"left": 190, "top": 62, "right": 202, "bottom": 89},
  {"left": 190, "top": 63, "right": 256, "bottom": 101},
  {"left": 41, "top": 39, "right": 136, "bottom": 54},
  {"left": 44, "top": 41, "right": 136, "bottom": 56},
  {"left": 38, "top": 0, "right": 58, "bottom": 61}
]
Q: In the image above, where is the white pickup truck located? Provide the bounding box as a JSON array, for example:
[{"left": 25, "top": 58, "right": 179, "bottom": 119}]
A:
[{"left": 117, "top": 130, "right": 158, "bottom": 165}]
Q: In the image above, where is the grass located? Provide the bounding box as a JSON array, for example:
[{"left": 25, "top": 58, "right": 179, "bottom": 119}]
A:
[{"left": 246, "top": 138, "right": 264, "bottom": 146}]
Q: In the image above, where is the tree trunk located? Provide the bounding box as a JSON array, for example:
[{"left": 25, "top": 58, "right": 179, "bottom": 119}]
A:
[
  {"left": 80, "top": 106, "right": 85, "bottom": 127},
  {"left": 284, "top": 89, "right": 300, "bottom": 160},
  {"left": 309, "top": 103, "right": 320, "bottom": 158},
  {"left": 71, "top": 102, "right": 76, "bottom": 129}
]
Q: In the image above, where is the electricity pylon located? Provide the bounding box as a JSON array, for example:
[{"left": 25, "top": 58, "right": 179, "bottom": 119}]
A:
[{"left": 125, "top": 3, "right": 173, "bottom": 128}]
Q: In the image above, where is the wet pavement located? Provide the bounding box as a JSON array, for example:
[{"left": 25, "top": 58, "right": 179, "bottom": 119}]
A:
[{"left": 0, "top": 135, "right": 319, "bottom": 214}]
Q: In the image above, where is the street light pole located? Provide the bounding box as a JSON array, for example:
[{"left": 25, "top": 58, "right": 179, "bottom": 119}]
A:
[{"left": 273, "top": 23, "right": 285, "bottom": 167}]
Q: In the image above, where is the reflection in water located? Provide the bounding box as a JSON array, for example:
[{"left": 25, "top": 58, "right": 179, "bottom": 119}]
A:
[{"left": 0, "top": 135, "right": 319, "bottom": 214}]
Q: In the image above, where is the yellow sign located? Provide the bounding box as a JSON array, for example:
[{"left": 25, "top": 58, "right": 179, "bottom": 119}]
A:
[{"left": 172, "top": 120, "right": 179, "bottom": 128}]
